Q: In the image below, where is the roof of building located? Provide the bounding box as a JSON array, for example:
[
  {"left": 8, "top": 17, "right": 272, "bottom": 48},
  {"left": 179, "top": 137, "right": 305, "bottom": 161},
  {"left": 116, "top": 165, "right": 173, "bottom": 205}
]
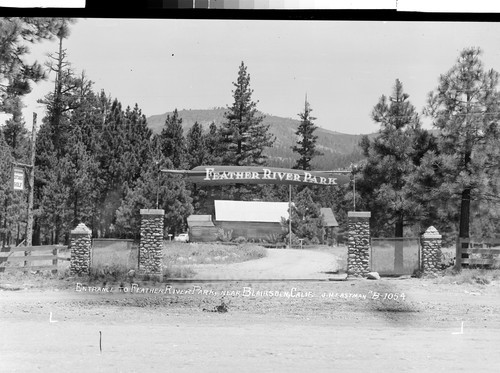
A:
[
  {"left": 214, "top": 200, "right": 290, "bottom": 223},
  {"left": 187, "top": 215, "right": 215, "bottom": 227},
  {"left": 320, "top": 208, "right": 339, "bottom": 227}
]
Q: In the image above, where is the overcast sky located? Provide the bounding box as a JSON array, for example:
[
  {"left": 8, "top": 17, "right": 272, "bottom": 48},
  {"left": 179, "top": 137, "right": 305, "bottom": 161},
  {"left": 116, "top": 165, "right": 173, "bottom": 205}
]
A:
[{"left": 10, "top": 19, "right": 500, "bottom": 134}]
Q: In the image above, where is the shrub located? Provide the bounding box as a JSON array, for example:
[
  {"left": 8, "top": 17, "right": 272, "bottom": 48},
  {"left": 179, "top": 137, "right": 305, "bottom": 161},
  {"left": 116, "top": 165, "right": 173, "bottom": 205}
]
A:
[
  {"left": 265, "top": 233, "right": 282, "bottom": 244},
  {"left": 216, "top": 228, "right": 233, "bottom": 242},
  {"left": 233, "top": 236, "right": 247, "bottom": 244}
]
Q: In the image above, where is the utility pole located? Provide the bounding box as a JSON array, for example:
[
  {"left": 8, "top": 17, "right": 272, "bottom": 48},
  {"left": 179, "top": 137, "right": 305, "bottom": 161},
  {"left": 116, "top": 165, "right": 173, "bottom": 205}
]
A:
[{"left": 25, "top": 113, "right": 36, "bottom": 247}]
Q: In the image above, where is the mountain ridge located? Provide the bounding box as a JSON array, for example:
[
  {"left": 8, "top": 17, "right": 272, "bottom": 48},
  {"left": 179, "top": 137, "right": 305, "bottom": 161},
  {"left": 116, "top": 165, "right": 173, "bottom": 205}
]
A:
[{"left": 146, "top": 108, "right": 373, "bottom": 170}]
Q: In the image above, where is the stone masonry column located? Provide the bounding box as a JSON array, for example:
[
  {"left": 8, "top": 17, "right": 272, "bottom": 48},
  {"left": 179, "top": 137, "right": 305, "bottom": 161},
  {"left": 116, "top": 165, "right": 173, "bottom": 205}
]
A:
[
  {"left": 139, "top": 209, "right": 165, "bottom": 276},
  {"left": 70, "top": 223, "right": 92, "bottom": 275},
  {"left": 347, "top": 211, "right": 371, "bottom": 278},
  {"left": 421, "top": 226, "right": 442, "bottom": 275}
]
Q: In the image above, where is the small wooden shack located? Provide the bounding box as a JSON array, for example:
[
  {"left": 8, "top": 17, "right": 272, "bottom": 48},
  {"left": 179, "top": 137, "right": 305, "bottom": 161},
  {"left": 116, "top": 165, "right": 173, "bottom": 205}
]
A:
[{"left": 187, "top": 215, "right": 217, "bottom": 242}]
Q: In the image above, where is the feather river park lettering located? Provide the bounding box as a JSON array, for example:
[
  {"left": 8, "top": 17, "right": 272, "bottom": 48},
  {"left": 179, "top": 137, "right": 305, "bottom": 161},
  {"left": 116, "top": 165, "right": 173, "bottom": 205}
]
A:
[{"left": 203, "top": 167, "right": 338, "bottom": 185}]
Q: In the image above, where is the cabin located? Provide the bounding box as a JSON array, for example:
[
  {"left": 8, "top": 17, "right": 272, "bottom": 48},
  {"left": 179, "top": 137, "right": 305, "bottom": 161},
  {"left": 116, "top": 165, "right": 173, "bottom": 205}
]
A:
[
  {"left": 187, "top": 201, "right": 339, "bottom": 244},
  {"left": 214, "top": 200, "right": 289, "bottom": 241},
  {"left": 187, "top": 200, "right": 289, "bottom": 242}
]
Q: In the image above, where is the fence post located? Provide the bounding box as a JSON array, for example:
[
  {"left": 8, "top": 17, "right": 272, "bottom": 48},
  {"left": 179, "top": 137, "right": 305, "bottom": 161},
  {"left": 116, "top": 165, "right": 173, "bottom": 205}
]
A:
[
  {"left": 421, "top": 226, "right": 442, "bottom": 276},
  {"left": 454, "top": 237, "right": 462, "bottom": 271},
  {"left": 139, "top": 209, "right": 165, "bottom": 278},
  {"left": 347, "top": 211, "right": 371, "bottom": 278},
  {"left": 52, "top": 246, "right": 58, "bottom": 274},
  {"left": 70, "top": 223, "right": 92, "bottom": 275}
]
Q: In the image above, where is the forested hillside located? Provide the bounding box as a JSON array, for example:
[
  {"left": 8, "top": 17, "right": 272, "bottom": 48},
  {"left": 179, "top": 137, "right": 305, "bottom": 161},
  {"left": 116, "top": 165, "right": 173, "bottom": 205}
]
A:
[{"left": 147, "top": 108, "right": 370, "bottom": 170}]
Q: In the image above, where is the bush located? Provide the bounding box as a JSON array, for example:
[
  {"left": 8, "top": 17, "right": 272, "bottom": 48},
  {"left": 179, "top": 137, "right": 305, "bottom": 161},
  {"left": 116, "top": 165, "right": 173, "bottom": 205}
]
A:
[
  {"left": 216, "top": 228, "right": 233, "bottom": 242},
  {"left": 233, "top": 236, "right": 247, "bottom": 244},
  {"left": 265, "top": 233, "right": 282, "bottom": 244}
]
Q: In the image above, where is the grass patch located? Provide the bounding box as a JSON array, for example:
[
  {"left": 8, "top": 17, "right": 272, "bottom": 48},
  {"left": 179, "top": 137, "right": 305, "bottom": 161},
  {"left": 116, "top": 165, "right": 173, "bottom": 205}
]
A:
[
  {"left": 162, "top": 264, "right": 196, "bottom": 279},
  {"left": 162, "top": 242, "right": 267, "bottom": 265},
  {"left": 437, "top": 267, "right": 500, "bottom": 285},
  {"left": 89, "top": 263, "right": 132, "bottom": 282}
]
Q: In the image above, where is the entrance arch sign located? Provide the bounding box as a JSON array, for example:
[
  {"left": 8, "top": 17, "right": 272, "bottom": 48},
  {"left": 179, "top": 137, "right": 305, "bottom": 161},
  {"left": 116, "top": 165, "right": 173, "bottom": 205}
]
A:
[{"left": 161, "top": 165, "right": 350, "bottom": 186}]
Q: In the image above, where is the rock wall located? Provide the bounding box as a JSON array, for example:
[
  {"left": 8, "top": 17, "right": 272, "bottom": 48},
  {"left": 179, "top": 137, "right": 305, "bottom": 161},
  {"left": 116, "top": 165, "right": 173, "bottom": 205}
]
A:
[
  {"left": 421, "top": 226, "right": 442, "bottom": 275},
  {"left": 70, "top": 223, "right": 92, "bottom": 275},
  {"left": 347, "top": 211, "right": 371, "bottom": 278},
  {"left": 139, "top": 209, "right": 165, "bottom": 276}
]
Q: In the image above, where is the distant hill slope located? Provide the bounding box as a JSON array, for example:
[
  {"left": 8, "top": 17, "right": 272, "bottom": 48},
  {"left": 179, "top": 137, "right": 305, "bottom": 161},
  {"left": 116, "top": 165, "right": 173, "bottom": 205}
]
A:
[{"left": 146, "top": 108, "right": 374, "bottom": 170}]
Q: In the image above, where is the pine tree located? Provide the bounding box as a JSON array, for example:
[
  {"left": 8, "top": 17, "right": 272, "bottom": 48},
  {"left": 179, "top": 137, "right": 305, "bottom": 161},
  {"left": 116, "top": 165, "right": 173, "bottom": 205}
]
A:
[
  {"left": 96, "top": 99, "right": 154, "bottom": 237},
  {"left": 0, "top": 18, "right": 75, "bottom": 114},
  {"left": 35, "top": 59, "right": 97, "bottom": 243},
  {"left": 357, "top": 79, "right": 436, "bottom": 238},
  {"left": 292, "top": 97, "right": 323, "bottom": 170},
  {"left": 159, "top": 109, "right": 187, "bottom": 169},
  {"left": 2, "top": 99, "right": 29, "bottom": 159},
  {"left": 204, "top": 121, "right": 223, "bottom": 165},
  {"left": 115, "top": 156, "right": 193, "bottom": 238},
  {"left": 38, "top": 27, "right": 77, "bottom": 155},
  {"left": 0, "top": 134, "right": 27, "bottom": 246},
  {"left": 186, "top": 121, "right": 207, "bottom": 169},
  {"left": 282, "top": 187, "right": 325, "bottom": 244},
  {"left": 220, "top": 62, "right": 274, "bottom": 166},
  {"left": 424, "top": 47, "right": 500, "bottom": 243}
]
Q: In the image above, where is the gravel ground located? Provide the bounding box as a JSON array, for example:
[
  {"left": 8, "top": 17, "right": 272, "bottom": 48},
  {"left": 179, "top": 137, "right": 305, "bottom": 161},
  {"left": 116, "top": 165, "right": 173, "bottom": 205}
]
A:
[{"left": 2, "top": 248, "right": 500, "bottom": 372}]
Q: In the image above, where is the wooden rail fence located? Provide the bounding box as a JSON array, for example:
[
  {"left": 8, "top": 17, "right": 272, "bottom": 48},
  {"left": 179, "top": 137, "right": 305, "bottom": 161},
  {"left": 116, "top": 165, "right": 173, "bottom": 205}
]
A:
[
  {"left": 455, "top": 238, "right": 500, "bottom": 268},
  {"left": 0, "top": 245, "right": 66, "bottom": 273}
]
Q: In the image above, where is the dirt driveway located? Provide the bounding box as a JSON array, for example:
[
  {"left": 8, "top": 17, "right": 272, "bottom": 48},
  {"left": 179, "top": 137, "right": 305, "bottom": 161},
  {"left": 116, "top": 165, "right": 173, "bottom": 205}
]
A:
[{"left": 190, "top": 248, "right": 342, "bottom": 280}]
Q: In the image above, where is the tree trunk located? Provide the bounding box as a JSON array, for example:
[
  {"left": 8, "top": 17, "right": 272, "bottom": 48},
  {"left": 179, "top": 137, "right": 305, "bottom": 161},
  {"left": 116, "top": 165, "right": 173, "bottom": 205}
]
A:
[
  {"left": 459, "top": 144, "right": 472, "bottom": 266},
  {"left": 33, "top": 218, "right": 40, "bottom": 246},
  {"left": 459, "top": 187, "right": 471, "bottom": 266},
  {"left": 394, "top": 215, "right": 404, "bottom": 274}
]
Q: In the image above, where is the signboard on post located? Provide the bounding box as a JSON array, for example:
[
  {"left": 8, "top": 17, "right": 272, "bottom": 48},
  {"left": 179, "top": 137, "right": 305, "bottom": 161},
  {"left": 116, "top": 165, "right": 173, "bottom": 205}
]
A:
[
  {"left": 13, "top": 167, "right": 24, "bottom": 191},
  {"left": 161, "top": 166, "right": 351, "bottom": 186}
]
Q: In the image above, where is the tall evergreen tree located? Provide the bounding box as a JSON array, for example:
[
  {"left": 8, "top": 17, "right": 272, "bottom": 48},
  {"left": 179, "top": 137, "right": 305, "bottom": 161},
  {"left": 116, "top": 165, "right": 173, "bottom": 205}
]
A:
[
  {"left": 292, "top": 97, "right": 322, "bottom": 170},
  {"left": 423, "top": 47, "right": 500, "bottom": 242},
  {"left": 159, "top": 109, "right": 187, "bottom": 169},
  {"left": 0, "top": 133, "right": 28, "bottom": 247},
  {"left": 96, "top": 99, "right": 153, "bottom": 237},
  {"left": 115, "top": 156, "right": 193, "bottom": 238},
  {"left": 2, "top": 99, "right": 28, "bottom": 159},
  {"left": 186, "top": 121, "right": 207, "bottom": 169},
  {"left": 281, "top": 187, "right": 325, "bottom": 244},
  {"left": 357, "top": 79, "right": 436, "bottom": 238},
  {"left": 204, "top": 121, "right": 223, "bottom": 165},
  {"left": 220, "top": 62, "right": 274, "bottom": 166},
  {"left": 0, "top": 18, "right": 75, "bottom": 114}
]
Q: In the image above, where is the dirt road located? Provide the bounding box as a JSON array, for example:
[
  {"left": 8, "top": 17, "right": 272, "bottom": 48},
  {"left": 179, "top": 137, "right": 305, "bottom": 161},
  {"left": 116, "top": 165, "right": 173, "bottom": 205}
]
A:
[
  {"left": 1, "top": 278, "right": 500, "bottom": 372},
  {"left": 190, "top": 248, "right": 342, "bottom": 280},
  {"left": 2, "top": 314, "right": 499, "bottom": 373}
]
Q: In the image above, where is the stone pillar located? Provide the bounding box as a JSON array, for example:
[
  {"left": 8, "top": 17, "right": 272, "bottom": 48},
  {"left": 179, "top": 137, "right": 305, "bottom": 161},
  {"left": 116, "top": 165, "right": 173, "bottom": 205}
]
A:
[
  {"left": 70, "top": 223, "right": 92, "bottom": 275},
  {"left": 139, "top": 209, "right": 165, "bottom": 276},
  {"left": 347, "top": 211, "right": 371, "bottom": 278},
  {"left": 421, "top": 226, "right": 442, "bottom": 275}
]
